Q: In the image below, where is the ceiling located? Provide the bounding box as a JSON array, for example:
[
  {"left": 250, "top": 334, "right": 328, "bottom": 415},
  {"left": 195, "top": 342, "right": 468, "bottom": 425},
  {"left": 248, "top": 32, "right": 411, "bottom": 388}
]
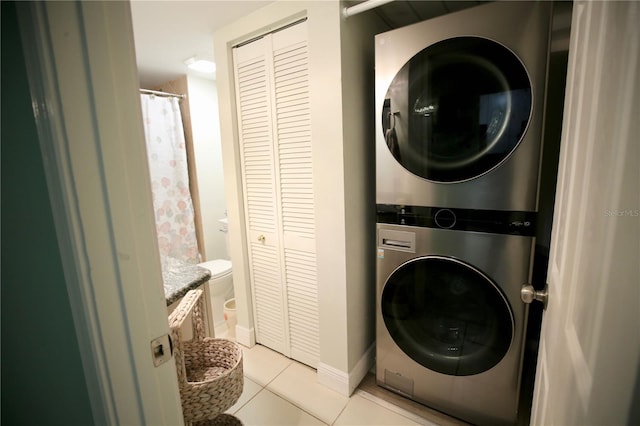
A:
[
  {"left": 131, "top": 0, "right": 484, "bottom": 89},
  {"left": 130, "top": 0, "right": 273, "bottom": 88}
]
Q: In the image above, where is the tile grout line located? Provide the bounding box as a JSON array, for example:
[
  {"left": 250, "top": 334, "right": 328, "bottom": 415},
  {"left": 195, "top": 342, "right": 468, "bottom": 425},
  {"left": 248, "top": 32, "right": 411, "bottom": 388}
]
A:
[
  {"left": 242, "top": 345, "right": 436, "bottom": 426},
  {"left": 264, "top": 361, "right": 337, "bottom": 425},
  {"left": 243, "top": 382, "right": 331, "bottom": 425},
  {"left": 233, "top": 345, "right": 294, "bottom": 417},
  {"left": 227, "top": 385, "right": 258, "bottom": 415},
  {"left": 355, "top": 389, "right": 439, "bottom": 426},
  {"left": 329, "top": 396, "right": 352, "bottom": 426}
]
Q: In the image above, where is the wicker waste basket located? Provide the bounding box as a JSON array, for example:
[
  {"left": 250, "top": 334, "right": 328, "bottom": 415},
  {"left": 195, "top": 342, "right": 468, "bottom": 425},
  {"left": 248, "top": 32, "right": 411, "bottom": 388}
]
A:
[{"left": 169, "top": 289, "right": 244, "bottom": 425}]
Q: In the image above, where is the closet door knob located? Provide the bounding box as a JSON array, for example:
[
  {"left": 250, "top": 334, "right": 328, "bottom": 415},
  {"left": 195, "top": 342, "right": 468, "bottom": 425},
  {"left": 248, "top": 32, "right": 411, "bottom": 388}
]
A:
[{"left": 258, "top": 235, "right": 266, "bottom": 243}]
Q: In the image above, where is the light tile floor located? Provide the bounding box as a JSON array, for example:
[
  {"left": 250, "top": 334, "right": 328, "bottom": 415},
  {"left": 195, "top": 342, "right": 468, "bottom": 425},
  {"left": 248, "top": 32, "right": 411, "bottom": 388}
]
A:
[{"left": 225, "top": 342, "right": 440, "bottom": 426}]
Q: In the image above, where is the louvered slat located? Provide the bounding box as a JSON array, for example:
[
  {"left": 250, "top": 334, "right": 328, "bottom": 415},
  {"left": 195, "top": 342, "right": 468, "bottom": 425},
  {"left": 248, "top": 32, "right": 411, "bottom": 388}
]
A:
[
  {"left": 251, "top": 242, "right": 286, "bottom": 349},
  {"left": 274, "top": 32, "right": 318, "bottom": 366},
  {"left": 236, "top": 50, "right": 277, "bottom": 235},
  {"left": 285, "top": 248, "right": 319, "bottom": 359},
  {"left": 235, "top": 43, "right": 285, "bottom": 352},
  {"left": 273, "top": 41, "right": 314, "bottom": 236}
]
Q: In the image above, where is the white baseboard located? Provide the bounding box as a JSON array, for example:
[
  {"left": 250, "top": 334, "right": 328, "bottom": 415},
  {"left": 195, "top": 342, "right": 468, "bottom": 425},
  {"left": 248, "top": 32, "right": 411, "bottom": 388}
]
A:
[
  {"left": 317, "top": 343, "right": 375, "bottom": 396},
  {"left": 235, "top": 325, "right": 255, "bottom": 347}
]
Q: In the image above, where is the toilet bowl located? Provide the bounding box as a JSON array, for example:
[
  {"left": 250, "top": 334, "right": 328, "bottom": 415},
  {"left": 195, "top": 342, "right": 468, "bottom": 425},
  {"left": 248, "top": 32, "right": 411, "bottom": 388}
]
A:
[{"left": 198, "top": 259, "right": 233, "bottom": 334}]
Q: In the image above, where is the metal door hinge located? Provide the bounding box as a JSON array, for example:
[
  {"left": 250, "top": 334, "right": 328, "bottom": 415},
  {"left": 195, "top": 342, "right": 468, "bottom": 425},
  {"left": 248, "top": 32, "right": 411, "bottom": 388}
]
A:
[{"left": 150, "top": 334, "right": 173, "bottom": 367}]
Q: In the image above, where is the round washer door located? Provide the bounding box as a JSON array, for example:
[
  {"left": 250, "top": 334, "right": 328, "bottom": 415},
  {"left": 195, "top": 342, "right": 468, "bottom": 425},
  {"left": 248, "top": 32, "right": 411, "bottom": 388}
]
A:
[
  {"left": 381, "top": 256, "right": 514, "bottom": 376},
  {"left": 381, "top": 36, "right": 532, "bottom": 183}
]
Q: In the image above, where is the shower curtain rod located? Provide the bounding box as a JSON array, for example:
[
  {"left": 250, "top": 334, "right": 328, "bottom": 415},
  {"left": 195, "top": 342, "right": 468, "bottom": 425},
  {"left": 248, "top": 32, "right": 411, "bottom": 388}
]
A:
[{"left": 139, "top": 88, "right": 186, "bottom": 99}]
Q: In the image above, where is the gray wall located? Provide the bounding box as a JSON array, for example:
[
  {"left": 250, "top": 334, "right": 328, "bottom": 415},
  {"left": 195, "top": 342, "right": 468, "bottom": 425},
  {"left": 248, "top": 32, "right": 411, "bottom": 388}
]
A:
[{"left": 1, "top": 2, "right": 94, "bottom": 424}]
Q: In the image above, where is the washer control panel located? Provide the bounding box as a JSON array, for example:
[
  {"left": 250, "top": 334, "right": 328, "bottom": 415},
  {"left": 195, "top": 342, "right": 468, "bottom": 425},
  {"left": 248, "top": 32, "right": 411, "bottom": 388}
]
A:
[{"left": 376, "top": 204, "right": 536, "bottom": 236}]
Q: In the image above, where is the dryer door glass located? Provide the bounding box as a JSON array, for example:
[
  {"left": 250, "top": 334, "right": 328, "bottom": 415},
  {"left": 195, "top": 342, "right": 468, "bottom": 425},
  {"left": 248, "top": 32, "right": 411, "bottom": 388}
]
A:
[
  {"left": 381, "top": 37, "right": 532, "bottom": 183},
  {"left": 381, "top": 256, "right": 514, "bottom": 376}
]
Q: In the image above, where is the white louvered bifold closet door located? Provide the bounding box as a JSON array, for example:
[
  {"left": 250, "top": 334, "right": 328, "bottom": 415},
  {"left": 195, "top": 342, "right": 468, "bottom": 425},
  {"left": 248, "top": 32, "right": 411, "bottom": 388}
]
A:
[
  {"left": 233, "top": 20, "right": 319, "bottom": 368},
  {"left": 233, "top": 36, "right": 286, "bottom": 354}
]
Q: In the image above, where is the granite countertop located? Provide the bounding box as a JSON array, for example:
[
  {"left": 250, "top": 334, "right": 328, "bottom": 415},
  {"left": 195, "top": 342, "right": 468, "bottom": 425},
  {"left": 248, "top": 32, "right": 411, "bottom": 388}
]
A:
[{"left": 162, "top": 256, "right": 211, "bottom": 306}]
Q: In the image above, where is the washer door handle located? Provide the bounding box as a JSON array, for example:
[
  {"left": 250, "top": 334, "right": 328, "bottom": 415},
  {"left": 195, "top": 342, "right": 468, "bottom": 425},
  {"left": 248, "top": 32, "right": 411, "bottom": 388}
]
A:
[{"left": 521, "top": 283, "right": 549, "bottom": 310}]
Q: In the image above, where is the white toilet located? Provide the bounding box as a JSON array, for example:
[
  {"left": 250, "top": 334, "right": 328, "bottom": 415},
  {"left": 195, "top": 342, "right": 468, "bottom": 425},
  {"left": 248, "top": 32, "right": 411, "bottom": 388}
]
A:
[
  {"left": 198, "top": 259, "right": 233, "bottom": 334},
  {"left": 198, "top": 218, "right": 234, "bottom": 337}
]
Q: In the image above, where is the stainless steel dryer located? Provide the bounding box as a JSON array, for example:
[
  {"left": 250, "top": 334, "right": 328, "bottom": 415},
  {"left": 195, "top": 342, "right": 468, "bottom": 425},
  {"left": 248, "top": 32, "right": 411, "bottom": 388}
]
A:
[
  {"left": 376, "top": 207, "right": 536, "bottom": 425},
  {"left": 375, "top": 1, "right": 552, "bottom": 211}
]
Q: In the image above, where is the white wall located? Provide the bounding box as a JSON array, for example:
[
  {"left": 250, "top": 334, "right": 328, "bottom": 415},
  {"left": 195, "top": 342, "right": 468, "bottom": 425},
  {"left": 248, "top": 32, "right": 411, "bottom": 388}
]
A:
[
  {"left": 214, "top": 0, "right": 386, "bottom": 395},
  {"left": 187, "top": 75, "right": 228, "bottom": 260},
  {"left": 339, "top": 8, "right": 388, "bottom": 373}
]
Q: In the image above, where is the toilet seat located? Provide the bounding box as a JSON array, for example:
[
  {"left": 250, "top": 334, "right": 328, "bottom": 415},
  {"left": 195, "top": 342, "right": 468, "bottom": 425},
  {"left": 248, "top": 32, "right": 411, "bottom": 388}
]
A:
[{"left": 199, "top": 259, "right": 232, "bottom": 279}]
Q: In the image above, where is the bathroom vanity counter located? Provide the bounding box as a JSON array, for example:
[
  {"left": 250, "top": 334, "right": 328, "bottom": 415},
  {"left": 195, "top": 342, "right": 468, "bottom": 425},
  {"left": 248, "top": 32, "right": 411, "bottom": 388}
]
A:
[{"left": 162, "top": 256, "right": 211, "bottom": 306}]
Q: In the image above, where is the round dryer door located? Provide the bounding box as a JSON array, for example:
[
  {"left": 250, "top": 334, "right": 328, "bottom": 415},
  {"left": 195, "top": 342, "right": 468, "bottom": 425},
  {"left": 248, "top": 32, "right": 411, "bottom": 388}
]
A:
[
  {"left": 381, "top": 37, "right": 532, "bottom": 183},
  {"left": 381, "top": 256, "right": 514, "bottom": 376}
]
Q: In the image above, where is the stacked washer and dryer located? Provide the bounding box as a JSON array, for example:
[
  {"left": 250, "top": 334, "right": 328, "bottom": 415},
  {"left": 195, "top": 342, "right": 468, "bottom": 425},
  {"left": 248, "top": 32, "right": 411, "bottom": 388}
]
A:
[{"left": 375, "top": 2, "right": 552, "bottom": 425}]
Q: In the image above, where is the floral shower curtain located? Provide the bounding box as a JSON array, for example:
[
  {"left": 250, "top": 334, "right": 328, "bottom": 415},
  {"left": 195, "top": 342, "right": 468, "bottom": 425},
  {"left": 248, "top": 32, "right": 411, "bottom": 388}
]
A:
[{"left": 140, "top": 94, "right": 200, "bottom": 263}]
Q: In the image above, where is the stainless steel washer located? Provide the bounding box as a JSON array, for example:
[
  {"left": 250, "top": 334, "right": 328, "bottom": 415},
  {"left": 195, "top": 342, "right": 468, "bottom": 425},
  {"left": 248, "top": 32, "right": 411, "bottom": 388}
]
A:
[
  {"left": 375, "top": 1, "right": 552, "bottom": 211},
  {"left": 376, "top": 208, "right": 535, "bottom": 425}
]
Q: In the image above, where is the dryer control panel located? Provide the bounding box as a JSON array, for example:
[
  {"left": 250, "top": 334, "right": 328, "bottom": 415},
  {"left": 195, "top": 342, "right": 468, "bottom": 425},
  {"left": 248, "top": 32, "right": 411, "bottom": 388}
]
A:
[{"left": 376, "top": 204, "right": 536, "bottom": 236}]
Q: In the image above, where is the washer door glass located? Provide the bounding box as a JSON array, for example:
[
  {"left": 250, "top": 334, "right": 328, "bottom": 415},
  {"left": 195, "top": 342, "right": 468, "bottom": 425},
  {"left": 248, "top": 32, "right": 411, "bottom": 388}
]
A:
[
  {"left": 381, "top": 256, "right": 514, "bottom": 376},
  {"left": 381, "top": 37, "right": 531, "bottom": 183}
]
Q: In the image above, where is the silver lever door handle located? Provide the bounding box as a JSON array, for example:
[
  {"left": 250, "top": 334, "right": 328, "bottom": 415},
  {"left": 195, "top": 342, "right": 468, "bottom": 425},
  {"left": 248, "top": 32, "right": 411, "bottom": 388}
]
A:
[{"left": 521, "top": 283, "right": 549, "bottom": 310}]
